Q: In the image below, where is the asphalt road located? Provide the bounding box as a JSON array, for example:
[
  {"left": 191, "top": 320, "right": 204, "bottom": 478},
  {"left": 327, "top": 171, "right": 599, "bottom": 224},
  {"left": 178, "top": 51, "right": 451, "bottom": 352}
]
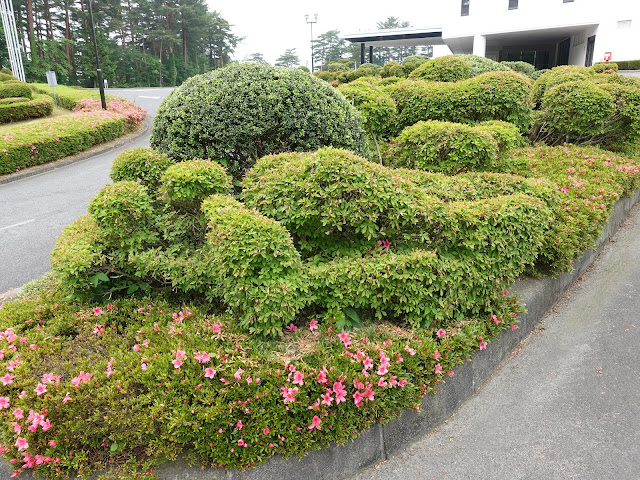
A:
[
  {"left": 0, "top": 87, "right": 173, "bottom": 293},
  {"left": 352, "top": 202, "right": 640, "bottom": 480}
]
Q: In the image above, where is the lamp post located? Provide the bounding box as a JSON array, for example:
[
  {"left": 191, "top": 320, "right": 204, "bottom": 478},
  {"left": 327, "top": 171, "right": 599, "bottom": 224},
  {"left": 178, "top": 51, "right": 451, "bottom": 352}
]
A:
[
  {"left": 305, "top": 13, "right": 318, "bottom": 72},
  {"left": 87, "top": 0, "right": 107, "bottom": 109}
]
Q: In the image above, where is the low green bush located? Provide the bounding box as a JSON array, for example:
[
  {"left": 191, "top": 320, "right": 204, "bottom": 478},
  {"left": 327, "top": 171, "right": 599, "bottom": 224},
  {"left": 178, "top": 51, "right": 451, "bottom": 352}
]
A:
[
  {"left": 531, "top": 80, "right": 640, "bottom": 147},
  {"left": 0, "top": 82, "right": 32, "bottom": 100},
  {"left": 401, "top": 55, "right": 428, "bottom": 74},
  {"left": 455, "top": 54, "right": 512, "bottom": 77},
  {"left": 31, "top": 83, "right": 116, "bottom": 110},
  {"left": 327, "top": 61, "right": 351, "bottom": 72},
  {"left": 531, "top": 65, "right": 595, "bottom": 107},
  {"left": 151, "top": 63, "right": 367, "bottom": 182},
  {"left": 591, "top": 62, "right": 618, "bottom": 73},
  {"left": 388, "top": 120, "right": 499, "bottom": 174},
  {"left": 313, "top": 71, "right": 338, "bottom": 82},
  {"left": 477, "top": 120, "right": 527, "bottom": 152},
  {"left": 0, "top": 67, "right": 12, "bottom": 75},
  {"left": 110, "top": 147, "right": 175, "bottom": 190},
  {"left": 391, "top": 71, "right": 533, "bottom": 132},
  {"left": 337, "top": 81, "right": 398, "bottom": 139},
  {"left": 0, "top": 94, "right": 53, "bottom": 124},
  {"left": 409, "top": 55, "right": 470, "bottom": 82},
  {"left": 0, "top": 72, "right": 16, "bottom": 82},
  {"left": 500, "top": 61, "right": 535, "bottom": 77},
  {"left": 159, "top": 160, "right": 232, "bottom": 208},
  {"left": 529, "top": 69, "right": 549, "bottom": 80},
  {"left": 380, "top": 61, "right": 406, "bottom": 78}
]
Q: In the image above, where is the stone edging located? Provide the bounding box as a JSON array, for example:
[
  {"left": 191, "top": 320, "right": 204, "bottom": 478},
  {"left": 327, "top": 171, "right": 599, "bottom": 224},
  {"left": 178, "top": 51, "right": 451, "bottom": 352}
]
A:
[
  {"left": 0, "top": 117, "right": 151, "bottom": 186},
  {"left": 4, "top": 189, "right": 639, "bottom": 480}
]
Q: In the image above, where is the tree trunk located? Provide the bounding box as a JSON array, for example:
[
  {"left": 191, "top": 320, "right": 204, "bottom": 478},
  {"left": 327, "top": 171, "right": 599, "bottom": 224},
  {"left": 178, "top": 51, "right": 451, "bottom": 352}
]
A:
[
  {"left": 181, "top": 10, "right": 187, "bottom": 68},
  {"left": 127, "top": 0, "right": 135, "bottom": 47},
  {"left": 43, "top": 0, "right": 54, "bottom": 41},
  {"left": 64, "top": 0, "right": 73, "bottom": 78}
]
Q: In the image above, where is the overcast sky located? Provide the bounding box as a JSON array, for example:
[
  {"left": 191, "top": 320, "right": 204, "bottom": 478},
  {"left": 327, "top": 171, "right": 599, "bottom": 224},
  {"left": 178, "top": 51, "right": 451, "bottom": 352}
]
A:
[{"left": 209, "top": 1, "right": 444, "bottom": 66}]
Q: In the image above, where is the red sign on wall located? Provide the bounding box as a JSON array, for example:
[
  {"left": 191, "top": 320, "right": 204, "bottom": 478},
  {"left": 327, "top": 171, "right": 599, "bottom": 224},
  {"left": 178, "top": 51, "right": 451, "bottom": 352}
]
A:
[{"left": 604, "top": 52, "right": 612, "bottom": 61}]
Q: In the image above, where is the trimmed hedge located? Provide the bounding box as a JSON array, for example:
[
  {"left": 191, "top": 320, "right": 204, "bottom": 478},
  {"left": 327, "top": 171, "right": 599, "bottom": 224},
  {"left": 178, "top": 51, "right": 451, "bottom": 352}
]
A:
[
  {"left": 402, "top": 55, "right": 428, "bottom": 74},
  {"left": 390, "top": 71, "right": 533, "bottom": 132},
  {"left": 409, "top": 55, "right": 470, "bottom": 82},
  {"left": 159, "top": 159, "right": 232, "bottom": 208},
  {"left": 0, "top": 94, "right": 53, "bottom": 124},
  {"left": 0, "top": 82, "right": 32, "bottom": 100},
  {"left": 31, "top": 83, "right": 115, "bottom": 110},
  {"left": 455, "top": 54, "right": 511, "bottom": 77},
  {"left": 110, "top": 147, "right": 175, "bottom": 190},
  {"left": 531, "top": 65, "right": 595, "bottom": 107},
  {"left": 380, "top": 61, "right": 406, "bottom": 78},
  {"left": 337, "top": 81, "right": 398, "bottom": 139},
  {"left": 501, "top": 61, "right": 535, "bottom": 77},
  {"left": 614, "top": 59, "right": 640, "bottom": 70},
  {"left": 151, "top": 63, "right": 367, "bottom": 181},
  {"left": 592, "top": 62, "right": 618, "bottom": 73},
  {"left": 388, "top": 120, "right": 499, "bottom": 174}
]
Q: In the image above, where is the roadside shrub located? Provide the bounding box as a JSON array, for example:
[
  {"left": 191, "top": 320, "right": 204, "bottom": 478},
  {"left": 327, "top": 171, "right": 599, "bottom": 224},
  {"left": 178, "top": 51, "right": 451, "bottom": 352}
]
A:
[
  {"left": 409, "top": 55, "right": 470, "bottom": 82},
  {"left": 615, "top": 59, "right": 640, "bottom": 70},
  {"left": 392, "top": 71, "right": 533, "bottom": 132},
  {"left": 242, "top": 148, "right": 448, "bottom": 257},
  {"left": 455, "top": 54, "right": 511, "bottom": 77},
  {"left": 337, "top": 81, "right": 398, "bottom": 139},
  {"left": 402, "top": 55, "right": 428, "bottom": 74},
  {"left": 0, "top": 81, "right": 32, "bottom": 99},
  {"left": 110, "top": 147, "right": 175, "bottom": 190},
  {"left": 380, "top": 61, "right": 406, "bottom": 78},
  {"left": 159, "top": 159, "right": 232, "bottom": 208},
  {"left": 0, "top": 94, "right": 53, "bottom": 124},
  {"left": 531, "top": 65, "right": 595, "bottom": 107},
  {"left": 530, "top": 80, "right": 640, "bottom": 146},
  {"left": 389, "top": 120, "right": 498, "bottom": 174},
  {"left": 151, "top": 63, "right": 367, "bottom": 181},
  {"left": 477, "top": 120, "right": 527, "bottom": 152},
  {"left": 501, "top": 61, "right": 535, "bottom": 77},
  {"left": 592, "top": 62, "right": 618, "bottom": 73}
]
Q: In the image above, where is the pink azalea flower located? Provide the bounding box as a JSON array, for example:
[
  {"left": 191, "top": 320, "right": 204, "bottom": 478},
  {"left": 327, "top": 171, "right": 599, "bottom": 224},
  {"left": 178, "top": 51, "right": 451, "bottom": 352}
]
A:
[
  {"left": 132, "top": 344, "right": 141, "bottom": 352},
  {"left": 316, "top": 370, "right": 328, "bottom": 384},
  {"left": 479, "top": 341, "right": 487, "bottom": 350},
  {"left": 511, "top": 324, "right": 518, "bottom": 330},
  {"left": 338, "top": 331, "right": 352, "bottom": 346},
  {"left": 0, "top": 397, "right": 8, "bottom": 409},
  {"left": 234, "top": 368, "right": 243, "bottom": 381},
  {"left": 333, "top": 381, "right": 347, "bottom": 404},
  {"left": 292, "top": 371, "right": 304, "bottom": 386},
  {"left": 321, "top": 390, "right": 334, "bottom": 406},
  {"left": 141, "top": 363, "right": 148, "bottom": 371},
  {"left": 12, "top": 409, "right": 23, "bottom": 419},
  {"left": 353, "top": 391, "right": 365, "bottom": 407},
  {"left": 433, "top": 349, "right": 440, "bottom": 360},
  {"left": 285, "top": 323, "right": 298, "bottom": 332},
  {"left": 435, "top": 363, "right": 443, "bottom": 375},
  {"left": 62, "top": 392, "right": 72, "bottom": 404},
  {"left": 237, "top": 439, "right": 245, "bottom": 447},
  {"left": 48, "top": 441, "right": 57, "bottom": 447},
  {"left": 280, "top": 386, "right": 298, "bottom": 403},
  {"left": 262, "top": 428, "right": 270, "bottom": 435},
  {"left": 309, "top": 415, "right": 322, "bottom": 430},
  {"left": 1, "top": 374, "right": 14, "bottom": 386},
  {"left": 194, "top": 351, "right": 211, "bottom": 363},
  {"left": 205, "top": 368, "right": 217, "bottom": 379},
  {"left": 377, "top": 364, "right": 388, "bottom": 376},
  {"left": 12, "top": 421, "right": 21, "bottom": 434},
  {"left": 404, "top": 345, "right": 416, "bottom": 356},
  {"left": 378, "top": 377, "right": 388, "bottom": 387},
  {"left": 92, "top": 307, "right": 103, "bottom": 316},
  {"left": 172, "top": 358, "right": 183, "bottom": 369},
  {"left": 436, "top": 329, "right": 446, "bottom": 338},
  {"left": 236, "top": 420, "right": 243, "bottom": 430},
  {"left": 309, "top": 320, "right": 319, "bottom": 331},
  {"left": 363, "top": 357, "right": 373, "bottom": 370},
  {"left": 34, "top": 383, "right": 47, "bottom": 395},
  {"left": 15, "top": 438, "right": 28, "bottom": 451}
]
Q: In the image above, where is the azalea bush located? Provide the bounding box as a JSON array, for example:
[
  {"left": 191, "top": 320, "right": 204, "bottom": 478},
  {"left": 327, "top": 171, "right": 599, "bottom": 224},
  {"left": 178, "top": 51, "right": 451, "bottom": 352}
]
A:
[
  {"left": 0, "top": 278, "right": 521, "bottom": 479},
  {"left": 0, "top": 94, "right": 53, "bottom": 124},
  {"left": 0, "top": 99, "right": 146, "bottom": 175},
  {"left": 31, "top": 84, "right": 116, "bottom": 110}
]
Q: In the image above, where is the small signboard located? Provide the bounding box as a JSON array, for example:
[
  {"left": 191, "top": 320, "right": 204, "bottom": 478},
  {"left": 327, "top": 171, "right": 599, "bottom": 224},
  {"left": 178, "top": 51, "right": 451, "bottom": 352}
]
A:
[
  {"left": 46, "top": 70, "right": 57, "bottom": 87},
  {"left": 604, "top": 52, "right": 612, "bottom": 62}
]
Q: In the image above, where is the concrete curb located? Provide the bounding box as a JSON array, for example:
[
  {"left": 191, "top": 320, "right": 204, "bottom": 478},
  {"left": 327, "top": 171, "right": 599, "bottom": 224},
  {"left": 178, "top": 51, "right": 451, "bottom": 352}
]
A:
[
  {"left": 0, "top": 118, "right": 151, "bottom": 186},
  {"left": 2, "top": 188, "right": 639, "bottom": 480}
]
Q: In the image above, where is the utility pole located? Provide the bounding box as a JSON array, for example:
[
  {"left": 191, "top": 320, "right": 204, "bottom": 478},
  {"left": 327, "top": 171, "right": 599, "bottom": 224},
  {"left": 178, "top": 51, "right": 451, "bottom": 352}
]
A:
[
  {"left": 87, "top": 0, "right": 107, "bottom": 109},
  {"left": 305, "top": 14, "right": 318, "bottom": 72}
]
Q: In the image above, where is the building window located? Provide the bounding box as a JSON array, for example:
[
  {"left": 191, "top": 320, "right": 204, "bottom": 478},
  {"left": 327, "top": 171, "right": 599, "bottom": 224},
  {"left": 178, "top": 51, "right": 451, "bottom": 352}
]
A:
[
  {"left": 563, "top": 0, "right": 574, "bottom": 3},
  {"left": 509, "top": 0, "right": 518, "bottom": 9},
  {"left": 461, "top": 0, "right": 470, "bottom": 16}
]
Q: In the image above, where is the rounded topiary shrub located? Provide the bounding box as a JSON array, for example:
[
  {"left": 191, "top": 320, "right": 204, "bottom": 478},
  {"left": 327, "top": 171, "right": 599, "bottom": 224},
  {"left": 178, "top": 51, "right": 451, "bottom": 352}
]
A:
[
  {"left": 592, "top": 62, "right": 618, "bottom": 73},
  {"left": 409, "top": 55, "right": 470, "bottom": 82},
  {"left": 159, "top": 159, "right": 232, "bottom": 207},
  {"left": 389, "top": 120, "right": 498, "bottom": 174},
  {"left": 401, "top": 55, "right": 428, "bottom": 75},
  {"left": 532, "top": 65, "right": 595, "bottom": 107},
  {"left": 337, "top": 82, "right": 398, "bottom": 139},
  {"left": 0, "top": 82, "right": 32, "bottom": 100},
  {"left": 477, "top": 120, "right": 527, "bottom": 152},
  {"left": 380, "top": 61, "right": 406, "bottom": 78},
  {"left": 151, "top": 63, "right": 367, "bottom": 181},
  {"left": 110, "top": 147, "right": 175, "bottom": 190},
  {"left": 455, "top": 54, "right": 512, "bottom": 77},
  {"left": 501, "top": 61, "right": 535, "bottom": 77}
]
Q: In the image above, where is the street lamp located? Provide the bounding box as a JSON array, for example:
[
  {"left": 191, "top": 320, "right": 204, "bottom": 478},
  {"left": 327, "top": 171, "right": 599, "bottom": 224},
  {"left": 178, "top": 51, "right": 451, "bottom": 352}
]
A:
[
  {"left": 305, "top": 14, "right": 318, "bottom": 72},
  {"left": 87, "top": 0, "right": 107, "bottom": 110}
]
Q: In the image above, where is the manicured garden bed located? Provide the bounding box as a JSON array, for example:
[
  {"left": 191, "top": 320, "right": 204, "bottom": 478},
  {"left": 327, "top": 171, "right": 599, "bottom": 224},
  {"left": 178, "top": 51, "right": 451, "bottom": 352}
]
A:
[{"left": 1, "top": 61, "right": 639, "bottom": 479}]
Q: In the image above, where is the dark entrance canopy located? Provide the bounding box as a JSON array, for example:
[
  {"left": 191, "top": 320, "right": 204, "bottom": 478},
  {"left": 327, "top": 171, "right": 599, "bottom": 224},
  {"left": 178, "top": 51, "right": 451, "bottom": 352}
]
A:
[{"left": 343, "top": 27, "right": 445, "bottom": 64}]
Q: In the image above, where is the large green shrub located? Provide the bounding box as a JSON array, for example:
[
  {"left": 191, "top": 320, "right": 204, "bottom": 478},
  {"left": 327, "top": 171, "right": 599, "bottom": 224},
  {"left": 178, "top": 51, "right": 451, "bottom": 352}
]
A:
[
  {"left": 402, "top": 55, "right": 428, "bottom": 74},
  {"left": 455, "top": 54, "right": 511, "bottom": 77},
  {"left": 337, "top": 81, "right": 398, "bottom": 139},
  {"left": 501, "top": 61, "right": 535, "bottom": 77},
  {"left": 389, "top": 120, "right": 499, "bottom": 174},
  {"left": 159, "top": 160, "right": 232, "bottom": 208},
  {"left": 477, "top": 120, "right": 527, "bottom": 152},
  {"left": 409, "top": 55, "right": 470, "bottom": 82},
  {"left": 110, "top": 147, "right": 175, "bottom": 190},
  {"left": 380, "top": 61, "right": 406, "bottom": 78},
  {"left": 531, "top": 65, "right": 595, "bottom": 107},
  {"left": 391, "top": 71, "right": 533, "bottom": 132},
  {"left": 591, "top": 62, "right": 618, "bottom": 73},
  {"left": 151, "top": 63, "right": 367, "bottom": 181}
]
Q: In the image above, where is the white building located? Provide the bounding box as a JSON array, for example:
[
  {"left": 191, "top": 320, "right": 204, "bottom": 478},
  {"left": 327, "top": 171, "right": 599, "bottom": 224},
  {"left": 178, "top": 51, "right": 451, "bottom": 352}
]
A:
[{"left": 345, "top": 0, "right": 640, "bottom": 69}]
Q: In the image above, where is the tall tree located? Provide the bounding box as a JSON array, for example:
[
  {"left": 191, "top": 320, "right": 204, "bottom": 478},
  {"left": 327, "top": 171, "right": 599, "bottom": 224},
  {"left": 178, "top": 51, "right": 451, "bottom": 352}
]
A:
[
  {"left": 313, "top": 30, "right": 347, "bottom": 70},
  {"left": 275, "top": 48, "right": 299, "bottom": 68}
]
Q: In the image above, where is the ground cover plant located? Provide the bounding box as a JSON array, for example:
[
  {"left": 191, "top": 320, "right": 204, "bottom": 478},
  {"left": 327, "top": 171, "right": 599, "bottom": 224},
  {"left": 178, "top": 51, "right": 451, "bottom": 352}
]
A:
[
  {"left": 0, "top": 98, "right": 145, "bottom": 175},
  {"left": 2, "top": 62, "right": 640, "bottom": 479}
]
